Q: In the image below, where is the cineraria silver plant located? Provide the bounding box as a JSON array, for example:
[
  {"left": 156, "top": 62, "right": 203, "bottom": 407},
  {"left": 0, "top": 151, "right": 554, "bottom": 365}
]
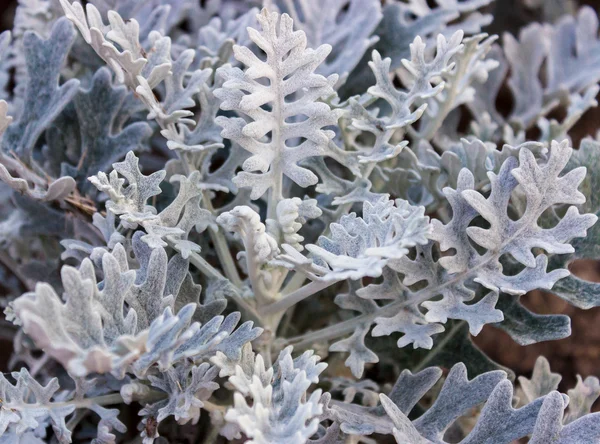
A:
[{"left": 0, "top": 0, "right": 600, "bottom": 442}]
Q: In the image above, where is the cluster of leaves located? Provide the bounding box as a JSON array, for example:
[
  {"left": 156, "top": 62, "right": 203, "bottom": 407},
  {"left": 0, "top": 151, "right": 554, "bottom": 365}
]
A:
[{"left": 0, "top": 0, "right": 600, "bottom": 442}]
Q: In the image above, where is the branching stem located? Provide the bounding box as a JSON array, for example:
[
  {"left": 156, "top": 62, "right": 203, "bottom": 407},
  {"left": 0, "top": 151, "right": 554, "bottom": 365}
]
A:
[
  {"left": 169, "top": 239, "right": 263, "bottom": 325},
  {"left": 202, "top": 190, "right": 244, "bottom": 288},
  {"left": 260, "top": 280, "right": 337, "bottom": 316}
]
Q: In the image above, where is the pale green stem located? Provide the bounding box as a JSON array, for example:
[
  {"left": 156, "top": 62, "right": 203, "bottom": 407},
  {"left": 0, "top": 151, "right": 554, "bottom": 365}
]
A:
[
  {"left": 168, "top": 238, "right": 263, "bottom": 325},
  {"left": 266, "top": 45, "right": 285, "bottom": 222},
  {"left": 10, "top": 389, "right": 225, "bottom": 422},
  {"left": 267, "top": 172, "right": 283, "bottom": 222},
  {"left": 0, "top": 251, "right": 32, "bottom": 290},
  {"left": 36, "top": 393, "right": 130, "bottom": 411},
  {"left": 280, "top": 312, "right": 368, "bottom": 351},
  {"left": 64, "top": 410, "right": 88, "bottom": 437},
  {"left": 260, "top": 280, "right": 337, "bottom": 316},
  {"left": 169, "top": 238, "right": 226, "bottom": 282},
  {"left": 412, "top": 321, "right": 465, "bottom": 373},
  {"left": 260, "top": 340, "right": 273, "bottom": 368},
  {"left": 202, "top": 190, "right": 244, "bottom": 288},
  {"left": 281, "top": 271, "right": 306, "bottom": 296},
  {"left": 207, "top": 224, "right": 244, "bottom": 288},
  {"left": 277, "top": 304, "right": 297, "bottom": 337}
]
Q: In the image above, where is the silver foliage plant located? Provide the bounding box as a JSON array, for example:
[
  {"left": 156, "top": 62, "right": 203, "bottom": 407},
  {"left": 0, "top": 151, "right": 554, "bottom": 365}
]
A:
[{"left": 0, "top": 0, "right": 600, "bottom": 442}]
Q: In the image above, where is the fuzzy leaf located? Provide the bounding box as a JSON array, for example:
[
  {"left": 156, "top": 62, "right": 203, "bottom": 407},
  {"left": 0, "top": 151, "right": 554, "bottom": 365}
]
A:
[
  {"left": 223, "top": 347, "right": 326, "bottom": 444},
  {"left": 518, "top": 356, "right": 562, "bottom": 403},
  {"left": 142, "top": 361, "right": 220, "bottom": 424},
  {"left": 270, "top": 0, "right": 382, "bottom": 81},
  {"left": 349, "top": 32, "right": 463, "bottom": 163},
  {"left": 280, "top": 196, "right": 431, "bottom": 282},
  {"left": 2, "top": 18, "right": 79, "bottom": 160},
  {"left": 215, "top": 9, "right": 349, "bottom": 199},
  {"left": 62, "top": 68, "right": 151, "bottom": 188},
  {"left": 0, "top": 369, "right": 75, "bottom": 441}
]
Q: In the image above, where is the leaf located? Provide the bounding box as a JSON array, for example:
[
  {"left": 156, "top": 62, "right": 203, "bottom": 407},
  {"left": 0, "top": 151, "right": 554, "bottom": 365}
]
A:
[
  {"left": 61, "top": 0, "right": 214, "bottom": 153},
  {"left": 565, "top": 375, "right": 600, "bottom": 424},
  {"left": 349, "top": 32, "right": 463, "bottom": 163},
  {"left": 2, "top": 18, "right": 79, "bottom": 160},
  {"left": 493, "top": 294, "right": 571, "bottom": 345},
  {"left": 0, "top": 368, "right": 75, "bottom": 440},
  {"left": 529, "top": 392, "right": 600, "bottom": 444},
  {"left": 222, "top": 347, "right": 326, "bottom": 444},
  {"left": 217, "top": 206, "right": 279, "bottom": 266},
  {"left": 412, "top": 363, "right": 506, "bottom": 441},
  {"left": 325, "top": 360, "right": 586, "bottom": 442},
  {"left": 503, "top": 23, "right": 548, "bottom": 128},
  {"left": 90, "top": 153, "right": 164, "bottom": 225},
  {"left": 0, "top": 161, "right": 76, "bottom": 201},
  {"left": 551, "top": 138, "right": 600, "bottom": 308},
  {"left": 60, "top": 0, "right": 148, "bottom": 89},
  {"left": 424, "top": 140, "right": 596, "bottom": 335},
  {"left": 469, "top": 6, "right": 600, "bottom": 132},
  {"left": 279, "top": 196, "right": 431, "bottom": 282},
  {"left": 142, "top": 361, "right": 219, "bottom": 425},
  {"left": 379, "top": 394, "right": 430, "bottom": 444},
  {"left": 460, "top": 380, "right": 556, "bottom": 443},
  {"left": 546, "top": 6, "right": 600, "bottom": 98},
  {"left": 8, "top": 233, "right": 260, "bottom": 379},
  {"left": 422, "top": 323, "right": 514, "bottom": 379},
  {"left": 518, "top": 356, "right": 562, "bottom": 403},
  {"left": 214, "top": 8, "right": 348, "bottom": 199},
  {"left": 329, "top": 280, "right": 378, "bottom": 378},
  {"left": 217, "top": 205, "right": 280, "bottom": 301},
  {"left": 266, "top": 197, "right": 322, "bottom": 252},
  {"left": 340, "top": 0, "right": 493, "bottom": 97},
  {"left": 414, "top": 33, "right": 499, "bottom": 140},
  {"left": 195, "top": 8, "right": 258, "bottom": 68},
  {"left": 0, "top": 99, "right": 11, "bottom": 136},
  {"left": 330, "top": 324, "right": 378, "bottom": 379},
  {"left": 270, "top": 0, "right": 382, "bottom": 81},
  {"left": 61, "top": 68, "right": 152, "bottom": 188}
]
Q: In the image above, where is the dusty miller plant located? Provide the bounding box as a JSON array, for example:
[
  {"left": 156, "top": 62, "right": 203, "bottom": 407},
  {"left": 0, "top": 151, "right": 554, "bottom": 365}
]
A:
[{"left": 0, "top": 0, "right": 599, "bottom": 442}]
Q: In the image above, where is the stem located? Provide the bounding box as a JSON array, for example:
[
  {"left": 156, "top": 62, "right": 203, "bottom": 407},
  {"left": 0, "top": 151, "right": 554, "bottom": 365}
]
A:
[
  {"left": 7, "top": 388, "right": 225, "bottom": 428},
  {"left": 50, "top": 393, "right": 127, "bottom": 410},
  {"left": 208, "top": 225, "right": 244, "bottom": 288},
  {"left": 203, "top": 422, "right": 222, "bottom": 443},
  {"left": 412, "top": 321, "right": 465, "bottom": 373},
  {"left": 64, "top": 410, "right": 88, "bottom": 436},
  {"left": 228, "top": 292, "right": 264, "bottom": 327},
  {"left": 30, "top": 354, "right": 50, "bottom": 377},
  {"left": 266, "top": 43, "right": 285, "bottom": 223},
  {"left": 281, "top": 271, "right": 306, "bottom": 296},
  {"left": 260, "top": 280, "right": 336, "bottom": 316},
  {"left": 202, "top": 190, "right": 244, "bottom": 288},
  {"left": 415, "top": 57, "right": 469, "bottom": 143},
  {"left": 169, "top": 239, "right": 226, "bottom": 282},
  {"left": 267, "top": 173, "right": 283, "bottom": 222},
  {"left": 170, "top": 239, "right": 263, "bottom": 325},
  {"left": 202, "top": 399, "right": 227, "bottom": 413},
  {"left": 281, "top": 313, "right": 368, "bottom": 351},
  {"left": 277, "top": 304, "right": 297, "bottom": 337},
  {"left": 259, "top": 340, "right": 273, "bottom": 368},
  {"left": 0, "top": 251, "right": 33, "bottom": 290}
]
